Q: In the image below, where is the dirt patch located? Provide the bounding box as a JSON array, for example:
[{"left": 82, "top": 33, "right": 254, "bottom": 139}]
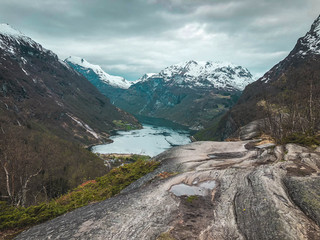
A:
[
  {"left": 207, "top": 152, "right": 246, "bottom": 159},
  {"left": 215, "top": 162, "right": 238, "bottom": 170},
  {"left": 244, "top": 141, "right": 257, "bottom": 150},
  {"left": 0, "top": 228, "right": 26, "bottom": 240},
  {"left": 253, "top": 159, "right": 275, "bottom": 166},
  {"left": 181, "top": 148, "right": 196, "bottom": 151},
  {"left": 170, "top": 195, "right": 215, "bottom": 240},
  {"left": 285, "top": 163, "right": 316, "bottom": 177}
]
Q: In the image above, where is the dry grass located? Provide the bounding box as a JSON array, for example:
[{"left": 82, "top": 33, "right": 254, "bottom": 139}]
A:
[{"left": 255, "top": 134, "right": 275, "bottom": 146}]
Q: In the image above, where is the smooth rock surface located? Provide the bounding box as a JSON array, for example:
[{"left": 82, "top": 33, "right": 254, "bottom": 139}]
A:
[{"left": 16, "top": 141, "right": 320, "bottom": 240}]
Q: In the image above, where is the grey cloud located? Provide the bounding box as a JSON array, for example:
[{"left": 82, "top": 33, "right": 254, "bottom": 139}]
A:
[{"left": 0, "top": 0, "right": 319, "bottom": 80}]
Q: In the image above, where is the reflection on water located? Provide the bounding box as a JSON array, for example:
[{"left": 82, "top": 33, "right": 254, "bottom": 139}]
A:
[
  {"left": 170, "top": 181, "right": 217, "bottom": 197},
  {"left": 92, "top": 124, "right": 191, "bottom": 157}
]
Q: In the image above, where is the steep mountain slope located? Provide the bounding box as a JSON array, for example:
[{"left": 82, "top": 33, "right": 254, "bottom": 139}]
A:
[
  {"left": 0, "top": 24, "right": 140, "bottom": 206},
  {"left": 0, "top": 24, "right": 139, "bottom": 143},
  {"left": 65, "top": 56, "right": 132, "bottom": 103},
  {"left": 199, "top": 15, "right": 320, "bottom": 140},
  {"left": 115, "top": 60, "right": 254, "bottom": 129}
]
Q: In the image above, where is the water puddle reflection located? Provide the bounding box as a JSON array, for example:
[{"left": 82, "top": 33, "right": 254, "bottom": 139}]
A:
[{"left": 170, "top": 180, "right": 217, "bottom": 197}]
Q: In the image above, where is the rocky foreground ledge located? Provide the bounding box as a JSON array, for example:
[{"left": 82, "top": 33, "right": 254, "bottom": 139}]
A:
[{"left": 16, "top": 141, "right": 320, "bottom": 240}]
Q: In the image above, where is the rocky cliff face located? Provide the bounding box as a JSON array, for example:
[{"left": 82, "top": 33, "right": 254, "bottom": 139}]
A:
[
  {"left": 114, "top": 61, "right": 253, "bottom": 130},
  {"left": 16, "top": 141, "right": 320, "bottom": 239},
  {"left": 204, "top": 15, "right": 320, "bottom": 140}
]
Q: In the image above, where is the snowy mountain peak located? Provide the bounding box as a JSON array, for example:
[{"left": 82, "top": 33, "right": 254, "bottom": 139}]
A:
[
  {"left": 65, "top": 56, "right": 132, "bottom": 89},
  {"left": 310, "top": 15, "right": 320, "bottom": 34},
  {"left": 0, "top": 23, "right": 24, "bottom": 37},
  {"left": 0, "top": 23, "right": 36, "bottom": 45},
  {"left": 134, "top": 73, "right": 157, "bottom": 83},
  {"left": 156, "top": 60, "right": 253, "bottom": 91},
  {"left": 66, "top": 56, "right": 96, "bottom": 70},
  {"left": 185, "top": 60, "right": 198, "bottom": 67},
  {"left": 0, "top": 23, "right": 53, "bottom": 57},
  {"left": 295, "top": 15, "right": 320, "bottom": 56}
]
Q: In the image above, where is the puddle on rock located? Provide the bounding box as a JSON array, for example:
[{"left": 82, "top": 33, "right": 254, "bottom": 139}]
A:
[{"left": 170, "top": 180, "right": 217, "bottom": 197}]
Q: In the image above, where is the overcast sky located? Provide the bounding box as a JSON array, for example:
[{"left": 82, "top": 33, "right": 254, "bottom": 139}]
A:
[{"left": 0, "top": 0, "right": 319, "bottom": 80}]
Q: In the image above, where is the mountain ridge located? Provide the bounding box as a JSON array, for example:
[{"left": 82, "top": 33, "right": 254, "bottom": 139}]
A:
[
  {"left": 65, "top": 56, "right": 132, "bottom": 89},
  {"left": 155, "top": 60, "right": 253, "bottom": 90}
]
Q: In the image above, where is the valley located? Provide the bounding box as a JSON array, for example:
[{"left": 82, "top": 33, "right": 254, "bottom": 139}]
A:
[
  {"left": 66, "top": 59, "right": 253, "bottom": 130},
  {"left": 0, "top": 3, "right": 320, "bottom": 240}
]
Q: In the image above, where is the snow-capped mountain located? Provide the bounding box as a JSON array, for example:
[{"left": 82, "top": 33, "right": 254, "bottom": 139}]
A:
[
  {"left": 134, "top": 73, "right": 157, "bottom": 83},
  {"left": 261, "top": 15, "right": 320, "bottom": 83},
  {"left": 113, "top": 60, "right": 254, "bottom": 129},
  {"left": 147, "top": 60, "right": 253, "bottom": 91},
  {"left": 64, "top": 54, "right": 253, "bottom": 130},
  {"left": 0, "top": 23, "right": 38, "bottom": 49},
  {"left": 66, "top": 54, "right": 254, "bottom": 130},
  {"left": 65, "top": 56, "right": 132, "bottom": 89}
]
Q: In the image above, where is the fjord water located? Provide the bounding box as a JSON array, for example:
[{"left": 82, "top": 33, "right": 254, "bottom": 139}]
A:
[{"left": 92, "top": 124, "right": 191, "bottom": 157}]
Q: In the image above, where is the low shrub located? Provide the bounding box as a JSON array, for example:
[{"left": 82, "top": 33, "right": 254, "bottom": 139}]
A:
[
  {"left": 112, "top": 120, "right": 137, "bottom": 131},
  {"left": 186, "top": 195, "right": 198, "bottom": 203},
  {"left": 282, "top": 133, "right": 320, "bottom": 147},
  {"left": 0, "top": 159, "right": 159, "bottom": 233}
]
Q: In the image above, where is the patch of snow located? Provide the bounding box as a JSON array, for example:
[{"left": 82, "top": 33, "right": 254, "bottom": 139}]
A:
[
  {"left": 21, "top": 68, "right": 29, "bottom": 76},
  {"left": 55, "top": 100, "right": 63, "bottom": 107},
  {"left": 65, "top": 56, "right": 132, "bottom": 89},
  {"left": 7, "top": 46, "right": 15, "bottom": 55},
  {"left": 261, "top": 76, "right": 270, "bottom": 83},
  {"left": 0, "top": 23, "right": 24, "bottom": 37},
  {"left": 20, "top": 57, "right": 27, "bottom": 64},
  {"left": 59, "top": 59, "right": 72, "bottom": 70},
  {"left": 302, "top": 34, "right": 320, "bottom": 55},
  {"left": 297, "top": 15, "right": 320, "bottom": 56},
  {"left": 134, "top": 73, "right": 157, "bottom": 83},
  {"left": 67, "top": 113, "right": 100, "bottom": 139},
  {"left": 0, "top": 23, "right": 36, "bottom": 48},
  {"left": 0, "top": 23, "right": 55, "bottom": 57}
]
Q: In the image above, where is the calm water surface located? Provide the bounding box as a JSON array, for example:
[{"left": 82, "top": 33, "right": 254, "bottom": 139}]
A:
[{"left": 92, "top": 124, "right": 191, "bottom": 157}]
